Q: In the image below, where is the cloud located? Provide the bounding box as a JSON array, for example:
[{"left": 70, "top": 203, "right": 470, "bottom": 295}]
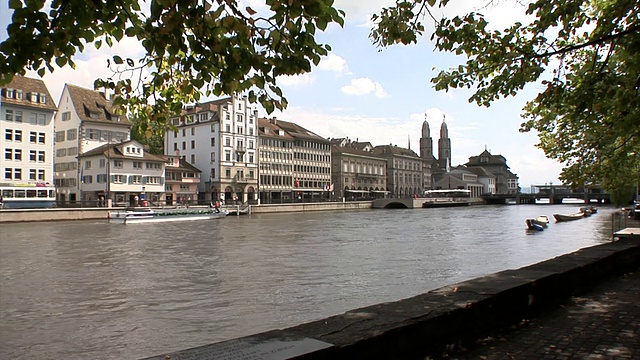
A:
[
  {"left": 318, "top": 53, "right": 351, "bottom": 75},
  {"left": 277, "top": 73, "right": 315, "bottom": 87},
  {"left": 340, "top": 77, "right": 389, "bottom": 98}
]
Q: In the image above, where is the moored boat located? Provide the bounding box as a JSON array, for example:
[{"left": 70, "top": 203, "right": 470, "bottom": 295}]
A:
[
  {"left": 108, "top": 207, "right": 229, "bottom": 224},
  {"left": 525, "top": 218, "right": 545, "bottom": 231},
  {"left": 553, "top": 212, "right": 585, "bottom": 222},
  {"left": 530, "top": 215, "right": 549, "bottom": 227}
]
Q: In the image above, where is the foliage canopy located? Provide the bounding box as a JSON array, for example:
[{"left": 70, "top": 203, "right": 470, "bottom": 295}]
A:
[
  {"left": 1, "top": 0, "right": 344, "bottom": 134},
  {"left": 372, "top": 0, "right": 639, "bottom": 196}
]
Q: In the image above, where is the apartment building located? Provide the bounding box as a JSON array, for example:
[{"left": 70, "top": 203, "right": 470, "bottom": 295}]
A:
[
  {"left": 268, "top": 118, "right": 332, "bottom": 202},
  {"left": 78, "top": 140, "right": 166, "bottom": 206},
  {"left": 0, "top": 76, "right": 57, "bottom": 208},
  {"left": 372, "top": 145, "right": 429, "bottom": 198},
  {"left": 165, "top": 95, "right": 258, "bottom": 204},
  {"left": 160, "top": 155, "right": 202, "bottom": 206},
  {"left": 331, "top": 138, "right": 388, "bottom": 200},
  {"left": 54, "top": 84, "right": 131, "bottom": 204},
  {"left": 257, "top": 117, "right": 294, "bottom": 203},
  {"left": 465, "top": 149, "right": 519, "bottom": 194}
]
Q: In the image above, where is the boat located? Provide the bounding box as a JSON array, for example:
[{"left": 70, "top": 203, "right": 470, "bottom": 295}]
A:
[
  {"left": 553, "top": 212, "right": 585, "bottom": 222},
  {"left": 530, "top": 215, "right": 550, "bottom": 227},
  {"left": 422, "top": 189, "right": 472, "bottom": 208},
  {"left": 108, "top": 207, "right": 229, "bottom": 224},
  {"left": 525, "top": 218, "right": 545, "bottom": 231},
  {"left": 580, "top": 206, "right": 598, "bottom": 216}
]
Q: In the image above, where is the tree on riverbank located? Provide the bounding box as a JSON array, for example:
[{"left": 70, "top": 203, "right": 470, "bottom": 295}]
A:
[
  {"left": 371, "top": 0, "right": 639, "bottom": 201},
  {"left": 1, "top": 0, "right": 344, "bottom": 136}
]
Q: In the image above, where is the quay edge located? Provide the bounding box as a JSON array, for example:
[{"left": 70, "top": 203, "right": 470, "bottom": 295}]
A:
[{"left": 140, "top": 238, "right": 640, "bottom": 360}]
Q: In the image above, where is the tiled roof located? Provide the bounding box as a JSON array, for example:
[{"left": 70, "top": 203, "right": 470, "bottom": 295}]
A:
[
  {"left": 372, "top": 145, "right": 419, "bottom": 158},
  {"left": 273, "top": 119, "right": 331, "bottom": 143},
  {"left": 332, "top": 145, "right": 384, "bottom": 160},
  {"left": 1, "top": 75, "right": 57, "bottom": 111},
  {"left": 258, "top": 117, "right": 294, "bottom": 139},
  {"left": 66, "top": 84, "right": 131, "bottom": 126},
  {"left": 79, "top": 141, "right": 165, "bottom": 162},
  {"left": 157, "top": 155, "right": 202, "bottom": 173}
]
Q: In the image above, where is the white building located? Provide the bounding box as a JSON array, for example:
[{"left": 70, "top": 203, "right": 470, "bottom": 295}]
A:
[
  {"left": 0, "top": 75, "right": 57, "bottom": 208},
  {"left": 78, "top": 140, "right": 166, "bottom": 207},
  {"left": 54, "top": 84, "right": 131, "bottom": 204},
  {"left": 165, "top": 95, "right": 258, "bottom": 204}
]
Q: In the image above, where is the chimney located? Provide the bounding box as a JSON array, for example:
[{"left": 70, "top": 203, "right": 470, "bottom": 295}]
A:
[{"left": 271, "top": 116, "right": 277, "bottom": 124}]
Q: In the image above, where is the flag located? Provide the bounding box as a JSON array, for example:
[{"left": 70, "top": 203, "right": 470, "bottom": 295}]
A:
[{"left": 329, "top": 183, "right": 334, "bottom": 192}]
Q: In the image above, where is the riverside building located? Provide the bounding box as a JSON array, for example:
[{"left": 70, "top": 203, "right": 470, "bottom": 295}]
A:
[
  {"left": 330, "top": 138, "right": 388, "bottom": 200},
  {"left": 0, "top": 75, "right": 57, "bottom": 208},
  {"left": 53, "top": 84, "right": 132, "bottom": 205},
  {"left": 165, "top": 95, "right": 258, "bottom": 204}
]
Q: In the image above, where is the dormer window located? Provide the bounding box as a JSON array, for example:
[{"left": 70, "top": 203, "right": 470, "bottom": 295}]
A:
[
  {"left": 6, "top": 88, "right": 14, "bottom": 98},
  {"left": 16, "top": 90, "right": 22, "bottom": 100},
  {"left": 30, "top": 92, "right": 39, "bottom": 102},
  {"left": 90, "top": 112, "right": 100, "bottom": 119},
  {"left": 480, "top": 157, "right": 489, "bottom": 163},
  {"left": 39, "top": 93, "right": 46, "bottom": 103}
]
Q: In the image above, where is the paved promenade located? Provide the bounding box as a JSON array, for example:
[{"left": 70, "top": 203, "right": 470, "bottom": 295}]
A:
[{"left": 441, "top": 269, "right": 640, "bottom": 360}]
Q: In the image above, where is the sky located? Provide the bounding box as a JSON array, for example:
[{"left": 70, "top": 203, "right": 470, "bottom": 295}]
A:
[{"left": 0, "top": 1, "right": 565, "bottom": 189}]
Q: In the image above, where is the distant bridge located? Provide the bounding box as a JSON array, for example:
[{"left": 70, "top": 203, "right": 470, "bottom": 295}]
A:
[{"left": 483, "top": 184, "right": 611, "bottom": 205}]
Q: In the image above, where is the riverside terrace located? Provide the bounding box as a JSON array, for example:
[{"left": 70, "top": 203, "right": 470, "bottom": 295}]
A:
[{"left": 139, "top": 235, "right": 640, "bottom": 360}]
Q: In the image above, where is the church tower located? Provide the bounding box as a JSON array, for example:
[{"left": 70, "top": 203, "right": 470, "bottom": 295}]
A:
[
  {"left": 437, "top": 116, "right": 451, "bottom": 171},
  {"left": 419, "top": 114, "right": 433, "bottom": 162}
]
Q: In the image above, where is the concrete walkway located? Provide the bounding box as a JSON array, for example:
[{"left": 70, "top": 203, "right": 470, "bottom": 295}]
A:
[{"left": 441, "top": 270, "right": 640, "bottom": 360}]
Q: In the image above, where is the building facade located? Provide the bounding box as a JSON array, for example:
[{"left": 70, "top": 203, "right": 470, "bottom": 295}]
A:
[
  {"left": 271, "top": 118, "right": 332, "bottom": 202},
  {"left": 0, "top": 76, "right": 58, "bottom": 208},
  {"left": 161, "top": 155, "right": 202, "bottom": 206},
  {"left": 53, "top": 84, "right": 131, "bottom": 204},
  {"left": 465, "top": 149, "right": 519, "bottom": 194},
  {"left": 78, "top": 140, "right": 166, "bottom": 207},
  {"left": 257, "top": 117, "right": 294, "bottom": 203},
  {"left": 373, "top": 145, "right": 429, "bottom": 198},
  {"left": 165, "top": 95, "right": 258, "bottom": 204},
  {"left": 331, "top": 139, "right": 388, "bottom": 200}
]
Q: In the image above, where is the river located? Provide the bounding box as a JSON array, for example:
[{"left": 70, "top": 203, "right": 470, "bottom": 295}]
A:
[{"left": 0, "top": 204, "right": 616, "bottom": 359}]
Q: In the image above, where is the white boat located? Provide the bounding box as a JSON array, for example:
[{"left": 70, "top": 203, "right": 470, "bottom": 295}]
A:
[
  {"left": 527, "top": 215, "right": 549, "bottom": 228},
  {"left": 553, "top": 212, "right": 585, "bottom": 222},
  {"left": 525, "top": 218, "right": 545, "bottom": 231},
  {"left": 108, "top": 207, "right": 229, "bottom": 224}
]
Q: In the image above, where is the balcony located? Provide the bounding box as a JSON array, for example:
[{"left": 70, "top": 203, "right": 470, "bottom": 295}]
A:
[{"left": 232, "top": 174, "right": 254, "bottom": 184}]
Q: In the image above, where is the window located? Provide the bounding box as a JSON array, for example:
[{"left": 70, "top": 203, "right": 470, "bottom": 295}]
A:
[
  {"left": 225, "top": 137, "right": 231, "bottom": 146},
  {"left": 14, "top": 110, "right": 22, "bottom": 122},
  {"left": 96, "top": 174, "right": 107, "bottom": 183},
  {"left": 6, "top": 89, "right": 14, "bottom": 98},
  {"left": 113, "top": 160, "right": 123, "bottom": 168},
  {"left": 38, "top": 132, "right": 45, "bottom": 144},
  {"left": 237, "top": 114, "right": 243, "bottom": 122},
  {"left": 130, "top": 175, "right": 141, "bottom": 184},
  {"left": 236, "top": 152, "right": 243, "bottom": 162},
  {"left": 173, "top": 143, "right": 178, "bottom": 151},
  {"left": 210, "top": 152, "right": 215, "bottom": 161},
  {"left": 4, "top": 148, "right": 11, "bottom": 160},
  {"left": 249, "top": 153, "right": 254, "bottom": 163},
  {"left": 30, "top": 131, "right": 37, "bottom": 143},
  {"left": 182, "top": 142, "right": 186, "bottom": 150},
  {"left": 56, "top": 131, "right": 65, "bottom": 142},
  {"left": 5, "top": 129, "right": 12, "bottom": 141},
  {"left": 67, "top": 129, "right": 77, "bottom": 140},
  {"left": 61, "top": 111, "right": 71, "bottom": 121},
  {"left": 29, "top": 169, "right": 37, "bottom": 180},
  {"left": 88, "top": 129, "right": 99, "bottom": 140},
  {"left": 37, "top": 114, "right": 45, "bottom": 125},
  {"left": 225, "top": 150, "right": 231, "bottom": 161},
  {"left": 5, "top": 109, "right": 13, "bottom": 121},
  {"left": 16, "top": 90, "right": 22, "bottom": 99},
  {"left": 99, "top": 159, "right": 106, "bottom": 168},
  {"left": 191, "top": 140, "right": 195, "bottom": 149},
  {"left": 14, "top": 149, "right": 22, "bottom": 161},
  {"left": 249, "top": 140, "right": 254, "bottom": 149},
  {"left": 190, "top": 154, "right": 195, "bottom": 163},
  {"left": 132, "top": 161, "right": 142, "bottom": 169},
  {"left": 113, "top": 175, "right": 124, "bottom": 183},
  {"left": 237, "top": 126, "right": 243, "bottom": 134},
  {"left": 39, "top": 94, "right": 46, "bottom": 103},
  {"left": 225, "top": 169, "right": 231, "bottom": 178},
  {"left": 4, "top": 168, "right": 12, "bottom": 179},
  {"left": 14, "top": 168, "right": 22, "bottom": 180},
  {"left": 145, "top": 176, "right": 161, "bottom": 184},
  {"left": 191, "top": 127, "right": 195, "bottom": 135},
  {"left": 211, "top": 124, "right": 216, "bottom": 132},
  {"left": 84, "top": 175, "right": 93, "bottom": 184},
  {"left": 225, "top": 124, "right": 231, "bottom": 132},
  {"left": 14, "top": 130, "right": 22, "bottom": 142},
  {"left": 56, "top": 148, "right": 67, "bottom": 157}
]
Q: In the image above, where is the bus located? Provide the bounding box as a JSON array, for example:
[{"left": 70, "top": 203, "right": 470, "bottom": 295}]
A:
[{"left": 0, "top": 184, "right": 56, "bottom": 209}]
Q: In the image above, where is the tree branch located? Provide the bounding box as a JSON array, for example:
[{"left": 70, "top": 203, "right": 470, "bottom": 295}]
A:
[{"left": 533, "top": 24, "right": 640, "bottom": 59}]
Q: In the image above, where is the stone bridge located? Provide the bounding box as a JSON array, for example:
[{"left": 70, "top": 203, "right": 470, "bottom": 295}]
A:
[{"left": 371, "top": 198, "right": 423, "bottom": 209}]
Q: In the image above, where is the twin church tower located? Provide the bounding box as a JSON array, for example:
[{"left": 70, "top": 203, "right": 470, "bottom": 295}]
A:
[{"left": 419, "top": 114, "right": 451, "bottom": 175}]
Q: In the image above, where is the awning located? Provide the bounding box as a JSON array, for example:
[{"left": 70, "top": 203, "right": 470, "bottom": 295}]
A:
[
  {"left": 370, "top": 190, "right": 390, "bottom": 193},
  {"left": 346, "top": 189, "right": 370, "bottom": 193}
]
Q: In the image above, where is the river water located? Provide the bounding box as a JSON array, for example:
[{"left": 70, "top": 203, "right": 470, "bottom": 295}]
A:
[{"left": 0, "top": 204, "right": 617, "bottom": 359}]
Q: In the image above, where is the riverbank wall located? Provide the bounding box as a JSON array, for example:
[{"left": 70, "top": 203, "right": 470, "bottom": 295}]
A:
[
  {"left": 0, "top": 201, "right": 374, "bottom": 223},
  {"left": 141, "top": 237, "right": 640, "bottom": 360}
]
